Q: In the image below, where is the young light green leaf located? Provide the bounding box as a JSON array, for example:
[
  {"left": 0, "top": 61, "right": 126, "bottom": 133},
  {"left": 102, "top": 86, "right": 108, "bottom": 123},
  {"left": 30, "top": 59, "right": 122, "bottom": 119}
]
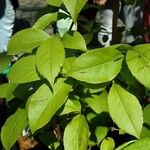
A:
[
  {"left": 124, "top": 138, "right": 150, "bottom": 150},
  {"left": 62, "top": 31, "right": 87, "bottom": 51},
  {"left": 60, "top": 99, "right": 81, "bottom": 115},
  {"left": 63, "top": 0, "right": 88, "bottom": 23},
  {"left": 8, "top": 28, "right": 50, "bottom": 55},
  {"left": 67, "top": 47, "right": 123, "bottom": 84},
  {"left": 108, "top": 83, "right": 143, "bottom": 138},
  {"left": 85, "top": 90, "right": 108, "bottom": 114},
  {"left": 36, "top": 36, "right": 65, "bottom": 85},
  {"left": 47, "top": 0, "right": 63, "bottom": 7},
  {"left": 28, "top": 78, "right": 73, "bottom": 132},
  {"left": 7, "top": 55, "right": 40, "bottom": 83},
  {"left": 100, "top": 137, "right": 115, "bottom": 150},
  {"left": 0, "top": 53, "right": 12, "bottom": 73},
  {"left": 33, "top": 13, "right": 58, "bottom": 30},
  {"left": 126, "top": 44, "right": 150, "bottom": 88},
  {"left": 1, "top": 108, "right": 28, "bottom": 150},
  {"left": 64, "top": 114, "right": 89, "bottom": 150},
  {"left": 95, "top": 126, "right": 108, "bottom": 144},
  {"left": 57, "top": 17, "right": 76, "bottom": 37},
  {"left": 0, "top": 83, "right": 9, "bottom": 98}
]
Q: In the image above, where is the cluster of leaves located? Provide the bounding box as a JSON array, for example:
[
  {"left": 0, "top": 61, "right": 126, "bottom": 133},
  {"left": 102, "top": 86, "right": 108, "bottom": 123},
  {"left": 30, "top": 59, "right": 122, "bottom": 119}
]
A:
[{"left": 0, "top": 0, "right": 150, "bottom": 150}]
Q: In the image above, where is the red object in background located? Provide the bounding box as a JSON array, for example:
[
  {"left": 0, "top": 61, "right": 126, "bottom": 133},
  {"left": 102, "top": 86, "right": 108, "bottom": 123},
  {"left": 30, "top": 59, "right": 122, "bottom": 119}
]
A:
[{"left": 143, "top": 0, "right": 150, "bottom": 42}]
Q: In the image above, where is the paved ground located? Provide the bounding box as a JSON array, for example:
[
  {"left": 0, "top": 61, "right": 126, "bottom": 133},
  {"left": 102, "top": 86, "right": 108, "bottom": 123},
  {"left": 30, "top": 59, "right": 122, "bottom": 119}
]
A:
[
  {"left": 15, "top": 0, "right": 47, "bottom": 26},
  {"left": 18, "top": 0, "right": 46, "bottom": 10}
]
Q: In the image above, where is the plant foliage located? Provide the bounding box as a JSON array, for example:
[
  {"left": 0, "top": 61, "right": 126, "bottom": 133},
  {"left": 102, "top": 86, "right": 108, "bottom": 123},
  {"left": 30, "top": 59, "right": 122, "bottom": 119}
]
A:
[{"left": 0, "top": 0, "right": 150, "bottom": 150}]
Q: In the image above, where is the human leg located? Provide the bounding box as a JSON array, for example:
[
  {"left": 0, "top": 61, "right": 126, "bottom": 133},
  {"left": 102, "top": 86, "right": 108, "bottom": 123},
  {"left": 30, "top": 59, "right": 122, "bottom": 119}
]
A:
[{"left": 0, "top": 0, "right": 15, "bottom": 53}]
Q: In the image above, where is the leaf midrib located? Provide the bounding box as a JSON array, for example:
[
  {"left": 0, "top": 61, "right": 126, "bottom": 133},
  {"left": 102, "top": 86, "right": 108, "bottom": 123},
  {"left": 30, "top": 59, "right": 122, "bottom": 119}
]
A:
[
  {"left": 69, "top": 57, "right": 123, "bottom": 73},
  {"left": 113, "top": 85, "right": 139, "bottom": 137},
  {"left": 35, "top": 83, "right": 70, "bottom": 129},
  {"left": 7, "top": 110, "right": 26, "bottom": 150}
]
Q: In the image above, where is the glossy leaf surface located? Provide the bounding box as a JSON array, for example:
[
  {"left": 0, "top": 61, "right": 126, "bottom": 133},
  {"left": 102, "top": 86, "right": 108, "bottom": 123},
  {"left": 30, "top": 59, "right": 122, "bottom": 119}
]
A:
[
  {"left": 36, "top": 36, "right": 65, "bottom": 85},
  {"left": 67, "top": 47, "right": 123, "bottom": 83},
  {"left": 33, "top": 13, "right": 58, "bottom": 30},
  {"left": 126, "top": 44, "right": 150, "bottom": 88},
  {"left": 1, "top": 108, "right": 27, "bottom": 150},
  {"left": 108, "top": 83, "right": 143, "bottom": 138},
  {"left": 8, "top": 55, "right": 40, "bottom": 83},
  {"left": 62, "top": 32, "right": 87, "bottom": 51},
  {"left": 8, "top": 28, "right": 49, "bottom": 55},
  {"left": 64, "top": 114, "right": 89, "bottom": 150},
  {"left": 63, "top": 0, "right": 87, "bottom": 23},
  {"left": 28, "top": 78, "right": 72, "bottom": 132}
]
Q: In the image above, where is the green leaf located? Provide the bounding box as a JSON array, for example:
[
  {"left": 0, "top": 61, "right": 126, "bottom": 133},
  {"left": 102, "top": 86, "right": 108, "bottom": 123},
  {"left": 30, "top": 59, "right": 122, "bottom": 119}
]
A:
[
  {"left": 62, "top": 32, "right": 87, "bottom": 51},
  {"left": 0, "top": 83, "right": 17, "bottom": 101},
  {"left": 1, "top": 108, "right": 28, "bottom": 150},
  {"left": 100, "top": 137, "right": 115, "bottom": 150},
  {"left": 8, "top": 28, "right": 50, "bottom": 55},
  {"left": 124, "top": 138, "right": 150, "bottom": 150},
  {"left": 108, "top": 83, "right": 143, "bottom": 138},
  {"left": 0, "top": 53, "right": 12, "bottom": 73},
  {"left": 33, "top": 13, "right": 58, "bottom": 30},
  {"left": 95, "top": 126, "right": 108, "bottom": 144},
  {"left": 86, "top": 112, "right": 97, "bottom": 122},
  {"left": 140, "top": 125, "right": 150, "bottom": 138},
  {"left": 0, "top": 83, "right": 9, "bottom": 98},
  {"left": 62, "top": 56, "right": 76, "bottom": 73},
  {"left": 60, "top": 99, "right": 81, "bottom": 115},
  {"left": 83, "top": 33, "right": 93, "bottom": 45},
  {"left": 36, "top": 36, "right": 65, "bottom": 85},
  {"left": 47, "top": 0, "right": 63, "bottom": 7},
  {"left": 63, "top": 0, "right": 88, "bottom": 23},
  {"left": 6, "top": 83, "right": 18, "bottom": 102},
  {"left": 57, "top": 17, "right": 76, "bottom": 37},
  {"left": 28, "top": 78, "right": 73, "bottom": 132},
  {"left": 81, "top": 82, "right": 109, "bottom": 94},
  {"left": 64, "top": 114, "right": 89, "bottom": 150},
  {"left": 85, "top": 90, "right": 108, "bottom": 114},
  {"left": 143, "top": 104, "right": 150, "bottom": 124},
  {"left": 67, "top": 47, "right": 123, "bottom": 84},
  {"left": 7, "top": 55, "right": 40, "bottom": 83},
  {"left": 126, "top": 44, "right": 150, "bottom": 88},
  {"left": 115, "top": 140, "right": 136, "bottom": 150}
]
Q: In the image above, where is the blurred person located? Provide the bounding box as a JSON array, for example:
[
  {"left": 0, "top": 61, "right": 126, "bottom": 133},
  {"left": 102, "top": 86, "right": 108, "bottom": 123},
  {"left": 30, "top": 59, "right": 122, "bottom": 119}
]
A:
[
  {"left": 93, "top": 0, "right": 143, "bottom": 47},
  {"left": 143, "top": 0, "right": 150, "bottom": 43},
  {"left": 0, "top": 0, "right": 18, "bottom": 53}
]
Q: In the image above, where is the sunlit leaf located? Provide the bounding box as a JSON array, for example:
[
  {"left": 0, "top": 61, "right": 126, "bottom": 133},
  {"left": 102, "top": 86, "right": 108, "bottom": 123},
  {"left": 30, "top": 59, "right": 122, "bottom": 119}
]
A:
[
  {"left": 67, "top": 47, "right": 123, "bottom": 83},
  {"left": 36, "top": 36, "right": 65, "bottom": 85},
  {"left": 28, "top": 78, "right": 73, "bottom": 132},
  {"left": 62, "top": 31, "right": 87, "bottom": 51},
  {"left": 108, "top": 83, "right": 143, "bottom": 138},
  {"left": 8, "top": 55, "right": 40, "bottom": 83},
  {"left": 63, "top": 0, "right": 87, "bottom": 23},
  {"left": 33, "top": 13, "right": 58, "bottom": 30},
  {"left": 126, "top": 44, "right": 150, "bottom": 88},
  {"left": 1, "top": 108, "right": 28, "bottom": 150},
  {"left": 47, "top": 0, "right": 63, "bottom": 7},
  {"left": 124, "top": 138, "right": 150, "bottom": 150},
  {"left": 64, "top": 114, "right": 89, "bottom": 150},
  {"left": 8, "top": 28, "right": 50, "bottom": 55}
]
